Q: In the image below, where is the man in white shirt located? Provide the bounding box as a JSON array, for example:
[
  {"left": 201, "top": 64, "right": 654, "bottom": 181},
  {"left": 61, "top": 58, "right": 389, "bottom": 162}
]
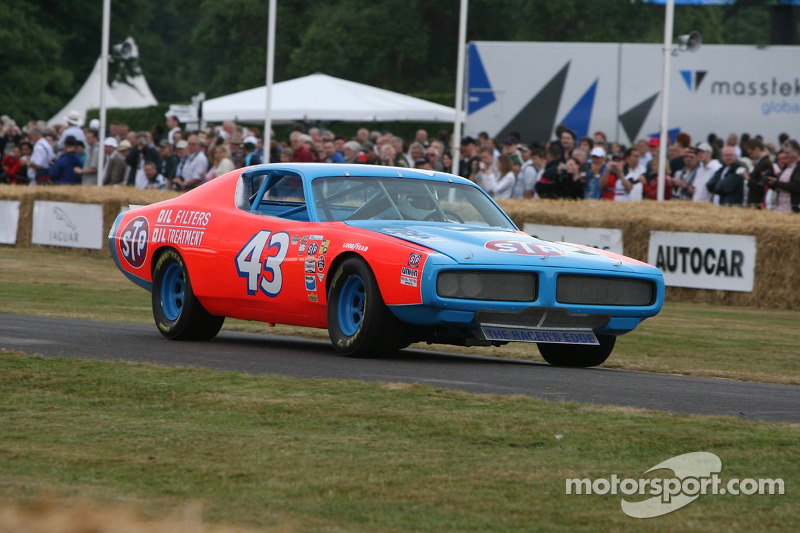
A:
[
  {"left": 27, "top": 127, "right": 56, "bottom": 185},
  {"left": 692, "top": 142, "right": 722, "bottom": 203},
  {"left": 172, "top": 135, "right": 208, "bottom": 190}
]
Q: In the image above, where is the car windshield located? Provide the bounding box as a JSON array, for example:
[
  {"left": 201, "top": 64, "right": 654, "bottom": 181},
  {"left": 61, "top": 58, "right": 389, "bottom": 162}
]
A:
[{"left": 311, "top": 176, "right": 515, "bottom": 229}]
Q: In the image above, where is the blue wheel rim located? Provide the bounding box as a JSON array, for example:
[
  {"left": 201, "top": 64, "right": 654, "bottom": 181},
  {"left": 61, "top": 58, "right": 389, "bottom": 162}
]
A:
[
  {"left": 337, "top": 275, "right": 365, "bottom": 337},
  {"left": 161, "top": 263, "right": 185, "bottom": 321}
]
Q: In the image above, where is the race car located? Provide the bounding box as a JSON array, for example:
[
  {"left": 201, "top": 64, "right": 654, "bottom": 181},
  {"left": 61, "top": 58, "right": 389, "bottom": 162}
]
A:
[{"left": 109, "top": 163, "right": 664, "bottom": 367}]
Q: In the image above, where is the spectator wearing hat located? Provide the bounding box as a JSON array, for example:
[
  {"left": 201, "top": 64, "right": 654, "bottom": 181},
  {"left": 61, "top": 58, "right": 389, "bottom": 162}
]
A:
[
  {"left": 415, "top": 156, "right": 432, "bottom": 170},
  {"left": 512, "top": 144, "right": 538, "bottom": 199},
  {"left": 584, "top": 146, "right": 608, "bottom": 199},
  {"left": 103, "top": 138, "right": 130, "bottom": 186},
  {"left": 57, "top": 110, "right": 87, "bottom": 151},
  {"left": 242, "top": 136, "right": 262, "bottom": 166},
  {"left": 692, "top": 142, "right": 722, "bottom": 202},
  {"left": 670, "top": 147, "right": 699, "bottom": 200},
  {"left": 458, "top": 136, "right": 480, "bottom": 179},
  {"left": 49, "top": 136, "right": 83, "bottom": 186}
]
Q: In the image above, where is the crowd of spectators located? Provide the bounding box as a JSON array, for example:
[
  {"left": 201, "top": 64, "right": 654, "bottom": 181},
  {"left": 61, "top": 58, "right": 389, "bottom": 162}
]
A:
[{"left": 1, "top": 111, "right": 798, "bottom": 213}]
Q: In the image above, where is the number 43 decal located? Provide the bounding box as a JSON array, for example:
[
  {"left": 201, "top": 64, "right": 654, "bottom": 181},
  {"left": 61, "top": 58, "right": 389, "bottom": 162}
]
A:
[{"left": 236, "top": 230, "right": 290, "bottom": 297}]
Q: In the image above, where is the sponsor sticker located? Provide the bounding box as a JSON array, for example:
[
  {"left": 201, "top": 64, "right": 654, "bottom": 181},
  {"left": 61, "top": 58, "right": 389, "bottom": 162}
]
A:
[
  {"left": 120, "top": 216, "right": 149, "bottom": 268},
  {"left": 291, "top": 235, "right": 299, "bottom": 245},
  {"left": 342, "top": 242, "right": 369, "bottom": 251},
  {"left": 400, "top": 275, "right": 418, "bottom": 287},
  {"left": 401, "top": 266, "right": 418, "bottom": 278},
  {"left": 485, "top": 240, "right": 566, "bottom": 256},
  {"left": 305, "top": 275, "right": 317, "bottom": 292},
  {"left": 307, "top": 241, "right": 319, "bottom": 256},
  {"left": 408, "top": 253, "right": 422, "bottom": 268},
  {"left": 308, "top": 292, "right": 318, "bottom": 302},
  {"left": 322, "top": 239, "right": 330, "bottom": 253},
  {"left": 317, "top": 255, "right": 325, "bottom": 272},
  {"left": 304, "top": 258, "right": 316, "bottom": 273}
]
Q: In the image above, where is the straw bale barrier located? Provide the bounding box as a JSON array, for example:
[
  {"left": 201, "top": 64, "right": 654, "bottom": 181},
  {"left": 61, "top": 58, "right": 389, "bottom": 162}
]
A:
[
  {"left": 2, "top": 185, "right": 798, "bottom": 309},
  {"left": 501, "top": 198, "right": 800, "bottom": 309}
]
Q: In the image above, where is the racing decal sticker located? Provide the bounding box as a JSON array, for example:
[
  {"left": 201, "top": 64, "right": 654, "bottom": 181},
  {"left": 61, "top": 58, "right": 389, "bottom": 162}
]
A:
[
  {"left": 401, "top": 266, "right": 418, "bottom": 278},
  {"left": 291, "top": 235, "right": 299, "bottom": 245},
  {"left": 120, "top": 216, "right": 149, "bottom": 269},
  {"left": 308, "top": 292, "right": 318, "bottom": 302},
  {"left": 297, "top": 244, "right": 306, "bottom": 256},
  {"left": 321, "top": 239, "right": 330, "bottom": 253},
  {"left": 317, "top": 273, "right": 324, "bottom": 282},
  {"left": 305, "top": 275, "right": 317, "bottom": 292},
  {"left": 408, "top": 253, "right": 422, "bottom": 268},
  {"left": 304, "top": 258, "right": 316, "bottom": 273},
  {"left": 317, "top": 255, "right": 325, "bottom": 272},
  {"left": 309, "top": 234, "right": 324, "bottom": 241},
  {"left": 400, "top": 275, "right": 418, "bottom": 287},
  {"left": 307, "top": 241, "right": 319, "bottom": 256},
  {"left": 485, "top": 240, "right": 566, "bottom": 256},
  {"left": 150, "top": 208, "right": 211, "bottom": 248},
  {"left": 342, "top": 242, "right": 369, "bottom": 251},
  {"left": 236, "top": 230, "right": 290, "bottom": 297}
]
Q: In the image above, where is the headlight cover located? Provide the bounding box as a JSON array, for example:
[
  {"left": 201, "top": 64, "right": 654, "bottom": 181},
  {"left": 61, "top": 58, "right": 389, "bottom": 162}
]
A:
[
  {"left": 437, "top": 271, "right": 537, "bottom": 302},
  {"left": 556, "top": 275, "right": 655, "bottom": 306}
]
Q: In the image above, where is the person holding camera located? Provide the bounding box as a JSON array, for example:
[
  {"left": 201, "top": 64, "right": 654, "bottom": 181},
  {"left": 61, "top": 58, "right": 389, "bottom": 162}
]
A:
[{"left": 599, "top": 148, "right": 644, "bottom": 201}]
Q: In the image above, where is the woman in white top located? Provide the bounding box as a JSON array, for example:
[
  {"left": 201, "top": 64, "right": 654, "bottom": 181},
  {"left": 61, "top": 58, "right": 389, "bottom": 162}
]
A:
[{"left": 480, "top": 153, "right": 516, "bottom": 199}]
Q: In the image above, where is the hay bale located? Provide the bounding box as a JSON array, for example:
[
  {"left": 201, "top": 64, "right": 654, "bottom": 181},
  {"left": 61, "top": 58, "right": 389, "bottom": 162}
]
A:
[{"left": 500, "top": 198, "right": 800, "bottom": 309}]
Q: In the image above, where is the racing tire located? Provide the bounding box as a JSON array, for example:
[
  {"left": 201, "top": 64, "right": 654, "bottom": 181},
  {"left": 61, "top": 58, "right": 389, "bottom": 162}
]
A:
[
  {"left": 152, "top": 249, "right": 224, "bottom": 341},
  {"left": 327, "top": 257, "right": 407, "bottom": 357},
  {"left": 537, "top": 335, "right": 616, "bottom": 368}
]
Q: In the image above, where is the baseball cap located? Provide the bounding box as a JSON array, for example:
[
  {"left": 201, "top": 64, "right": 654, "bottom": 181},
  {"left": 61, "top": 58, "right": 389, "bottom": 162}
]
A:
[
  {"left": 104, "top": 137, "right": 118, "bottom": 148},
  {"left": 175, "top": 140, "right": 189, "bottom": 149},
  {"left": 590, "top": 146, "right": 606, "bottom": 158},
  {"left": 697, "top": 142, "right": 712, "bottom": 152},
  {"left": 648, "top": 137, "right": 659, "bottom": 147},
  {"left": 243, "top": 135, "right": 258, "bottom": 147}
]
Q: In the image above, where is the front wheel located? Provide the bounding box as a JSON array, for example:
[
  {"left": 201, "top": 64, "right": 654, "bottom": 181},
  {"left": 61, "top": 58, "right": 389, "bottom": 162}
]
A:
[
  {"left": 152, "top": 249, "right": 224, "bottom": 340},
  {"left": 537, "top": 335, "right": 616, "bottom": 367},
  {"left": 327, "top": 258, "right": 406, "bottom": 357}
]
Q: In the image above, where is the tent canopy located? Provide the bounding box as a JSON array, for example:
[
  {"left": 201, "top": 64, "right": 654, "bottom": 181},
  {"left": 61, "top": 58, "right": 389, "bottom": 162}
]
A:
[
  {"left": 201, "top": 73, "right": 455, "bottom": 123},
  {"left": 48, "top": 37, "right": 158, "bottom": 126}
]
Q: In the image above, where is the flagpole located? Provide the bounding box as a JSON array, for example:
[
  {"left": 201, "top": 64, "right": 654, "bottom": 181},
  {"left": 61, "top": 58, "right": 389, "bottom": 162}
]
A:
[
  {"left": 98, "top": 0, "right": 110, "bottom": 185},
  {"left": 263, "top": 0, "right": 277, "bottom": 158},
  {"left": 451, "top": 0, "right": 468, "bottom": 177},
  {"left": 657, "top": 0, "right": 674, "bottom": 201}
]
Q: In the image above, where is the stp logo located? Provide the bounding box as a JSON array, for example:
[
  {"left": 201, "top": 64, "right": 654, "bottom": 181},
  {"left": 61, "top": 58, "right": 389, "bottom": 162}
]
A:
[
  {"left": 120, "top": 216, "right": 149, "bottom": 268},
  {"left": 408, "top": 253, "right": 422, "bottom": 268},
  {"left": 485, "top": 240, "right": 565, "bottom": 256}
]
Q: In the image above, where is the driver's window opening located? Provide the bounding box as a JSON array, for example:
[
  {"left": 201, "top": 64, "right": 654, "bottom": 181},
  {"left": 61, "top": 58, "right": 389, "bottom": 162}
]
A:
[{"left": 245, "top": 172, "right": 309, "bottom": 221}]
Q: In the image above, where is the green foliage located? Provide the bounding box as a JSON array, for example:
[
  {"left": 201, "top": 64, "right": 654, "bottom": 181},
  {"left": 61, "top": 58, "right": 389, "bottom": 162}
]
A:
[
  {"left": 85, "top": 103, "right": 174, "bottom": 133},
  {"left": 1, "top": 0, "right": 794, "bottom": 124}
]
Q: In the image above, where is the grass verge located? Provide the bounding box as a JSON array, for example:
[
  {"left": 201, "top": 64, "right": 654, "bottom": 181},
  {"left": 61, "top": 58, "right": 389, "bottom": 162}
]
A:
[{"left": 0, "top": 352, "right": 796, "bottom": 532}]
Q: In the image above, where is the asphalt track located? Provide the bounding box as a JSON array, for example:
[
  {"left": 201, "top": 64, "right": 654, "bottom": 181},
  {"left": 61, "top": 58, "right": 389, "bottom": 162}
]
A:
[{"left": 1, "top": 314, "right": 798, "bottom": 424}]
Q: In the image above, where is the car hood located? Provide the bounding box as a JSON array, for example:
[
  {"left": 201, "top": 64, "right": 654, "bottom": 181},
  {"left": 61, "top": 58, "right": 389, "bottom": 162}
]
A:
[{"left": 346, "top": 220, "right": 639, "bottom": 271}]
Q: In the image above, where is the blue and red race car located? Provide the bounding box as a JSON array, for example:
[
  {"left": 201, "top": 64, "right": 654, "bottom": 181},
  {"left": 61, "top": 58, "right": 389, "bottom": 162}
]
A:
[{"left": 110, "top": 163, "right": 664, "bottom": 367}]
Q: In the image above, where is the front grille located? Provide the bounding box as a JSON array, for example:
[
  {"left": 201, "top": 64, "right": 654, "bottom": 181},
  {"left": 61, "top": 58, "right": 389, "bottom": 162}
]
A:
[
  {"left": 437, "top": 270, "right": 537, "bottom": 302},
  {"left": 556, "top": 275, "right": 655, "bottom": 306}
]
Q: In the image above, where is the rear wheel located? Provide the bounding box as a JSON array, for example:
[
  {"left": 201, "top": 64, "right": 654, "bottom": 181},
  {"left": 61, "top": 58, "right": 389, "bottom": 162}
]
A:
[
  {"left": 327, "top": 257, "right": 406, "bottom": 357},
  {"left": 537, "top": 335, "right": 616, "bottom": 367},
  {"left": 152, "top": 249, "right": 224, "bottom": 340}
]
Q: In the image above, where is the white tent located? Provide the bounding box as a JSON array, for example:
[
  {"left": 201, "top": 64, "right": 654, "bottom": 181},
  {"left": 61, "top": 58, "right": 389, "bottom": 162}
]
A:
[
  {"left": 48, "top": 38, "right": 158, "bottom": 127},
  {"left": 201, "top": 73, "right": 455, "bottom": 123}
]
